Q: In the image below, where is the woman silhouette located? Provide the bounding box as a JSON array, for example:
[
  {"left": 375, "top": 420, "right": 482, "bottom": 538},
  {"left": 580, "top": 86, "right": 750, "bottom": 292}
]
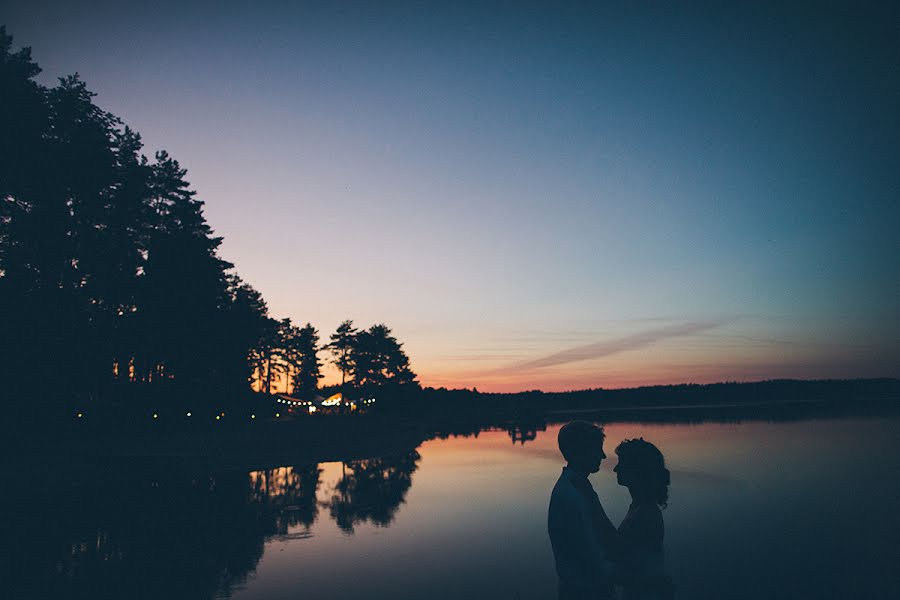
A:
[{"left": 613, "top": 438, "right": 674, "bottom": 600}]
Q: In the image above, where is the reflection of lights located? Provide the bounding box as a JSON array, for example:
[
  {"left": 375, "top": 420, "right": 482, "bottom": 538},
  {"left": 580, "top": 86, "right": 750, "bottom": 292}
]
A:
[{"left": 308, "top": 406, "right": 317, "bottom": 414}]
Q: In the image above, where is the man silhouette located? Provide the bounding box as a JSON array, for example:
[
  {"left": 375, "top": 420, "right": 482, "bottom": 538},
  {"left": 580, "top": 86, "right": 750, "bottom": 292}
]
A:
[{"left": 548, "top": 421, "right": 617, "bottom": 599}]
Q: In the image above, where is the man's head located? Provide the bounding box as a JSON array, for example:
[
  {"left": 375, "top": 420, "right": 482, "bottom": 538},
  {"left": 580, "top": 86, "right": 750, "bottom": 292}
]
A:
[{"left": 557, "top": 420, "right": 606, "bottom": 474}]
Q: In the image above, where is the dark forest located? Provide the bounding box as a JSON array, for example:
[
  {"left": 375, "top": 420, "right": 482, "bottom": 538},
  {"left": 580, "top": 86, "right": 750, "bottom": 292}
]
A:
[{"left": 0, "top": 27, "right": 417, "bottom": 424}]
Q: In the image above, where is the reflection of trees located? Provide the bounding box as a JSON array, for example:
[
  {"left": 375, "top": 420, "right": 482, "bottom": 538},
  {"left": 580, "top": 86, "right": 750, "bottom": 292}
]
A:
[
  {"left": 2, "top": 453, "right": 424, "bottom": 598},
  {"left": 248, "top": 465, "right": 321, "bottom": 534},
  {"left": 3, "top": 461, "right": 320, "bottom": 600},
  {"left": 507, "top": 420, "right": 547, "bottom": 444},
  {"left": 431, "top": 424, "right": 483, "bottom": 439},
  {"left": 325, "top": 451, "right": 420, "bottom": 533},
  {"left": 427, "top": 419, "right": 548, "bottom": 445}
]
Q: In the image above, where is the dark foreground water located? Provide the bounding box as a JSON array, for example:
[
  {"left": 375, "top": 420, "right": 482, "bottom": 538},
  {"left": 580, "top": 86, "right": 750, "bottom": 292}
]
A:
[{"left": 3, "top": 412, "right": 898, "bottom": 599}]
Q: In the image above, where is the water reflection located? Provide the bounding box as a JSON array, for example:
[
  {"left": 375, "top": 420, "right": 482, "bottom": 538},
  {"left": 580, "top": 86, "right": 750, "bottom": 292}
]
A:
[
  {"left": 508, "top": 420, "right": 546, "bottom": 444},
  {"left": 248, "top": 465, "right": 322, "bottom": 535},
  {"left": 3, "top": 453, "right": 420, "bottom": 599},
  {"left": 325, "top": 451, "right": 421, "bottom": 533},
  {"left": 3, "top": 403, "right": 898, "bottom": 600},
  {"left": 428, "top": 396, "right": 895, "bottom": 450},
  {"left": 4, "top": 463, "right": 270, "bottom": 599}
]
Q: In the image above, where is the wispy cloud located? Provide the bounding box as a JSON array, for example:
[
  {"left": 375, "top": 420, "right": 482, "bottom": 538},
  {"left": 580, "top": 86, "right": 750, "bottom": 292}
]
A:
[{"left": 500, "top": 320, "right": 727, "bottom": 373}]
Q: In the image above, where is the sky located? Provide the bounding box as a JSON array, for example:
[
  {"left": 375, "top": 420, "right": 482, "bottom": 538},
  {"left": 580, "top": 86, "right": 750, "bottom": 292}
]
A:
[{"left": 4, "top": 1, "right": 898, "bottom": 391}]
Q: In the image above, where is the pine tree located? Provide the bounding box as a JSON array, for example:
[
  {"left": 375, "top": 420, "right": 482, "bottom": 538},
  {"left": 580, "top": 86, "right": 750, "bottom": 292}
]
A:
[
  {"left": 291, "top": 323, "right": 323, "bottom": 398},
  {"left": 351, "top": 324, "right": 418, "bottom": 393},
  {"left": 327, "top": 320, "right": 358, "bottom": 388}
]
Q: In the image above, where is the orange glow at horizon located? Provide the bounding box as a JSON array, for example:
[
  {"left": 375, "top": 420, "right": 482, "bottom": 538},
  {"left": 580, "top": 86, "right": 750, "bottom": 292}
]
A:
[
  {"left": 251, "top": 353, "right": 885, "bottom": 395},
  {"left": 251, "top": 362, "right": 345, "bottom": 394},
  {"left": 408, "top": 339, "right": 888, "bottom": 393},
  {"left": 245, "top": 322, "right": 893, "bottom": 395}
]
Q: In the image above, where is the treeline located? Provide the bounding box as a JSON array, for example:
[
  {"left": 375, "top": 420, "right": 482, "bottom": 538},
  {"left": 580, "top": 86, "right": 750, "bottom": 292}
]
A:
[
  {"left": 252, "top": 319, "right": 417, "bottom": 399},
  {"left": 0, "top": 28, "right": 416, "bottom": 418},
  {"left": 417, "top": 378, "right": 900, "bottom": 418}
]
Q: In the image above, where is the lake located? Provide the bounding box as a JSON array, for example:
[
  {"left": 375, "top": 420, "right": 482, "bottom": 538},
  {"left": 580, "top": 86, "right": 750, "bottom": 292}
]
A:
[{"left": 4, "top": 411, "right": 898, "bottom": 599}]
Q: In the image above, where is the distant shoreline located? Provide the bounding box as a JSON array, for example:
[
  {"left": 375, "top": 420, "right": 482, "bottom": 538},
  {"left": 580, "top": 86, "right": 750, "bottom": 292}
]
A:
[
  {"left": 546, "top": 396, "right": 833, "bottom": 414},
  {"left": 5, "top": 378, "right": 895, "bottom": 467},
  {"left": 417, "top": 377, "right": 899, "bottom": 411}
]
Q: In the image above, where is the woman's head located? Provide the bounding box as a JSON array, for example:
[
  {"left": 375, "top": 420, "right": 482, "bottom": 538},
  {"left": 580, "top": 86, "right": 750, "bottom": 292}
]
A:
[{"left": 614, "top": 438, "right": 670, "bottom": 507}]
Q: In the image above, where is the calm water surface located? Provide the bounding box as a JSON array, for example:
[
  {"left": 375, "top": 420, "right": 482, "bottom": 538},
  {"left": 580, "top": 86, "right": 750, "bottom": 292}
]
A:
[{"left": 5, "top": 414, "right": 898, "bottom": 599}]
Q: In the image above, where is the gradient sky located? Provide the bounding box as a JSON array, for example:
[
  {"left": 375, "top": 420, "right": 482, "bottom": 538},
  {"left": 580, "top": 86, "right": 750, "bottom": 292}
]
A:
[{"left": 4, "top": 1, "right": 898, "bottom": 391}]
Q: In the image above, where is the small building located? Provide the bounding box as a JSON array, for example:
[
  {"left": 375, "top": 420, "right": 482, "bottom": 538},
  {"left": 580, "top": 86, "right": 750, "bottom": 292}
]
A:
[{"left": 272, "top": 392, "right": 375, "bottom": 415}]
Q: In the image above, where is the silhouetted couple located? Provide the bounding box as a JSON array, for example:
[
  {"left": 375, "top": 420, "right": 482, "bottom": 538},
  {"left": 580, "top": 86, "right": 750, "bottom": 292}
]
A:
[{"left": 548, "top": 421, "right": 673, "bottom": 600}]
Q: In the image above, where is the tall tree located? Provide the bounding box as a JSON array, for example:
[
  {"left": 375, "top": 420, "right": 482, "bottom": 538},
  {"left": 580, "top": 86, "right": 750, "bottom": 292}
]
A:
[
  {"left": 0, "top": 27, "right": 50, "bottom": 400},
  {"left": 326, "top": 320, "right": 357, "bottom": 389},
  {"left": 269, "top": 318, "right": 293, "bottom": 394},
  {"left": 88, "top": 126, "right": 151, "bottom": 386},
  {"left": 290, "top": 323, "right": 323, "bottom": 398},
  {"left": 222, "top": 274, "right": 271, "bottom": 395},
  {"left": 2, "top": 66, "right": 124, "bottom": 397},
  {"left": 0, "top": 26, "right": 46, "bottom": 278},
  {"left": 249, "top": 317, "right": 282, "bottom": 394},
  {"left": 136, "top": 151, "right": 233, "bottom": 387},
  {"left": 351, "top": 324, "right": 418, "bottom": 392}
]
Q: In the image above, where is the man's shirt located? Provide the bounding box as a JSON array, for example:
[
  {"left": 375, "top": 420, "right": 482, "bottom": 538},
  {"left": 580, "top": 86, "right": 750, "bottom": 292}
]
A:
[{"left": 548, "top": 466, "right": 615, "bottom": 593}]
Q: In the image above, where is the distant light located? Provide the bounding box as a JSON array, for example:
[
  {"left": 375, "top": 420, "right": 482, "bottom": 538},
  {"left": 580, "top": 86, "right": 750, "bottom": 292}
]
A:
[
  {"left": 308, "top": 406, "right": 317, "bottom": 414},
  {"left": 76, "top": 412, "right": 83, "bottom": 418},
  {"left": 251, "top": 414, "right": 256, "bottom": 419},
  {"left": 186, "top": 412, "right": 191, "bottom": 417},
  {"left": 220, "top": 412, "right": 225, "bottom": 416},
  {"left": 215, "top": 415, "right": 221, "bottom": 421},
  {"left": 275, "top": 413, "right": 280, "bottom": 418},
  {"left": 153, "top": 413, "right": 158, "bottom": 419}
]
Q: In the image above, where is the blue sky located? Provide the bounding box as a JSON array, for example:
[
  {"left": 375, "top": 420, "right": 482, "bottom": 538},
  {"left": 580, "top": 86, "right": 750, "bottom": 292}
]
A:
[{"left": 5, "top": 1, "right": 898, "bottom": 390}]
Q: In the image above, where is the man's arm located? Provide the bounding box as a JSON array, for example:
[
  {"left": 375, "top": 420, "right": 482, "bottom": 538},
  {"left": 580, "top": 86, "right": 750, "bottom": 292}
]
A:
[
  {"left": 549, "top": 487, "right": 604, "bottom": 581},
  {"left": 591, "top": 496, "right": 619, "bottom": 559}
]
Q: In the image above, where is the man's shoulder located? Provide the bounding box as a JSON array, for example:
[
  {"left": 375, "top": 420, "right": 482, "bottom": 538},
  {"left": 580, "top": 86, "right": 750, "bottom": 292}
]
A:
[
  {"left": 551, "top": 469, "right": 573, "bottom": 491},
  {"left": 550, "top": 470, "right": 583, "bottom": 505}
]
